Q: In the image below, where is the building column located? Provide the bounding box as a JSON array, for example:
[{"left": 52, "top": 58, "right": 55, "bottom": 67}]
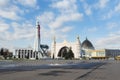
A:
[
  {"left": 34, "top": 52, "right": 36, "bottom": 59},
  {"left": 20, "top": 50, "right": 22, "bottom": 58},
  {"left": 31, "top": 51, "right": 32, "bottom": 58},
  {"left": 31, "top": 50, "right": 34, "bottom": 58},
  {"left": 18, "top": 50, "right": 20, "bottom": 58},
  {"left": 29, "top": 50, "right": 31, "bottom": 59},
  {"left": 23, "top": 50, "right": 25, "bottom": 59},
  {"left": 15, "top": 50, "right": 18, "bottom": 58}
]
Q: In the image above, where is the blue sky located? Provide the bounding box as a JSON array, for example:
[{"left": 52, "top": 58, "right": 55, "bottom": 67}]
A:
[{"left": 0, "top": 0, "right": 120, "bottom": 51}]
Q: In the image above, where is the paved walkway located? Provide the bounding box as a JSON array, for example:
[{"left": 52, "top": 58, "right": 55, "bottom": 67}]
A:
[
  {"left": 0, "top": 60, "right": 120, "bottom": 80},
  {"left": 75, "top": 61, "right": 120, "bottom": 80}
]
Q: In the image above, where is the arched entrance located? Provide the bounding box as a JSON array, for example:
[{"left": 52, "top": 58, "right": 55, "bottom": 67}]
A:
[{"left": 58, "top": 46, "right": 74, "bottom": 59}]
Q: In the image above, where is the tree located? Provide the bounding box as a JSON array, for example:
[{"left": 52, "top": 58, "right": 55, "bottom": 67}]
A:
[
  {"left": 3, "top": 49, "right": 8, "bottom": 59},
  {"left": 58, "top": 47, "right": 74, "bottom": 60},
  {"left": 64, "top": 48, "right": 74, "bottom": 59},
  {"left": 0, "top": 48, "right": 4, "bottom": 55},
  {"left": 0, "top": 48, "right": 13, "bottom": 59}
]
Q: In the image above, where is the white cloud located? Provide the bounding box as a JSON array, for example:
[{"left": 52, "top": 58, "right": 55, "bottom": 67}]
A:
[
  {"left": 0, "top": 21, "right": 37, "bottom": 51},
  {"left": 17, "top": 0, "right": 37, "bottom": 8},
  {"left": 80, "top": 0, "right": 92, "bottom": 16},
  {"left": 36, "top": 11, "right": 67, "bottom": 40},
  {"left": 0, "top": 0, "right": 10, "bottom": 7},
  {"left": 98, "top": 0, "right": 109, "bottom": 8},
  {"left": 0, "top": 21, "right": 9, "bottom": 32},
  {"left": 0, "top": 1, "right": 24, "bottom": 20},
  {"left": 11, "top": 22, "right": 35, "bottom": 40},
  {"left": 37, "top": 12, "right": 55, "bottom": 26},
  {"left": 85, "top": 7, "right": 92, "bottom": 16},
  {"left": 80, "top": 0, "right": 109, "bottom": 16},
  {"left": 87, "top": 27, "right": 98, "bottom": 32},
  {"left": 37, "top": 0, "right": 83, "bottom": 30},
  {"left": 0, "top": 0, "right": 38, "bottom": 21},
  {"left": 115, "top": 3, "right": 120, "bottom": 12},
  {"left": 49, "top": 13, "right": 83, "bottom": 29},
  {"left": 94, "top": 21, "right": 120, "bottom": 49},
  {"left": 107, "top": 22, "right": 118, "bottom": 29},
  {"left": 102, "top": 10, "right": 113, "bottom": 19},
  {"left": 36, "top": 0, "right": 83, "bottom": 41},
  {"left": 102, "top": 2, "right": 120, "bottom": 19},
  {"left": 49, "top": 0, "right": 83, "bottom": 28},
  {"left": 109, "top": 31, "right": 120, "bottom": 37},
  {"left": 0, "top": 9, "right": 21, "bottom": 20},
  {"left": 61, "top": 26, "right": 73, "bottom": 33},
  {"left": 51, "top": 0, "right": 77, "bottom": 14},
  {"left": 95, "top": 35, "right": 120, "bottom": 49},
  {"left": 0, "top": 21, "right": 35, "bottom": 42}
]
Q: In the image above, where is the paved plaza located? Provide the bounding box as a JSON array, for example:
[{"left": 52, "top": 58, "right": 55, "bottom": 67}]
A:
[{"left": 0, "top": 60, "right": 120, "bottom": 80}]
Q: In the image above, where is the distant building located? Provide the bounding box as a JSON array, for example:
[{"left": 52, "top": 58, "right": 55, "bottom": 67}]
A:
[
  {"left": 81, "top": 38, "right": 95, "bottom": 50},
  {"left": 84, "top": 49, "right": 107, "bottom": 59},
  {"left": 81, "top": 49, "right": 120, "bottom": 59},
  {"left": 81, "top": 38, "right": 95, "bottom": 58},
  {"left": 51, "top": 36, "right": 120, "bottom": 60},
  {"left": 15, "top": 48, "right": 35, "bottom": 59},
  {"left": 80, "top": 38, "right": 120, "bottom": 59},
  {"left": 105, "top": 49, "right": 120, "bottom": 58}
]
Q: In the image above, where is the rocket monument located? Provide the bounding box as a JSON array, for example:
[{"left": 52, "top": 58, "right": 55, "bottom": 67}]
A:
[{"left": 34, "top": 22, "right": 49, "bottom": 59}]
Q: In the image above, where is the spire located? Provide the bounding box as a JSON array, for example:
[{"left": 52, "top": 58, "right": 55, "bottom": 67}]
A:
[
  {"left": 76, "top": 35, "right": 80, "bottom": 41},
  {"left": 77, "top": 35, "right": 80, "bottom": 40},
  {"left": 76, "top": 35, "right": 81, "bottom": 45},
  {"left": 53, "top": 36, "right": 56, "bottom": 43},
  {"left": 86, "top": 36, "right": 88, "bottom": 40}
]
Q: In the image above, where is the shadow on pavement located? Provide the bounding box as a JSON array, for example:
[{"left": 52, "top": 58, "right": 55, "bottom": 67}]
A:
[{"left": 38, "top": 70, "right": 71, "bottom": 76}]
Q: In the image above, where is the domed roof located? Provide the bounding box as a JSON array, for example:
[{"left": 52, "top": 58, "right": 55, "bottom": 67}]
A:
[{"left": 81, "top": 38, "right": 95, "bottom": 50}]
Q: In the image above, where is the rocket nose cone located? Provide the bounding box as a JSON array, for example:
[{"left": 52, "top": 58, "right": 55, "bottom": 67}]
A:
[{"left": 35, "top": 21, "right": 39, "bottom": 26}]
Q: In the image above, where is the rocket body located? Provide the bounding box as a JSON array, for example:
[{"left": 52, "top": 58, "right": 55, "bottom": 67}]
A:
[
  {"left": 37, "top": 23, "right": 41, "bottom": 52},
  {"left": 34, "top": 22, "right": 41, "bottom": 52}
]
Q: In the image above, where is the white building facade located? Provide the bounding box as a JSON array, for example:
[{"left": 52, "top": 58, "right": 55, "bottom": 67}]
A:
[
  {"left": 14, "top": 48, "right": 37, "bottom": 59},
  {"left": 51, "top": 37, "right": 81, "bottom": 59}
]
